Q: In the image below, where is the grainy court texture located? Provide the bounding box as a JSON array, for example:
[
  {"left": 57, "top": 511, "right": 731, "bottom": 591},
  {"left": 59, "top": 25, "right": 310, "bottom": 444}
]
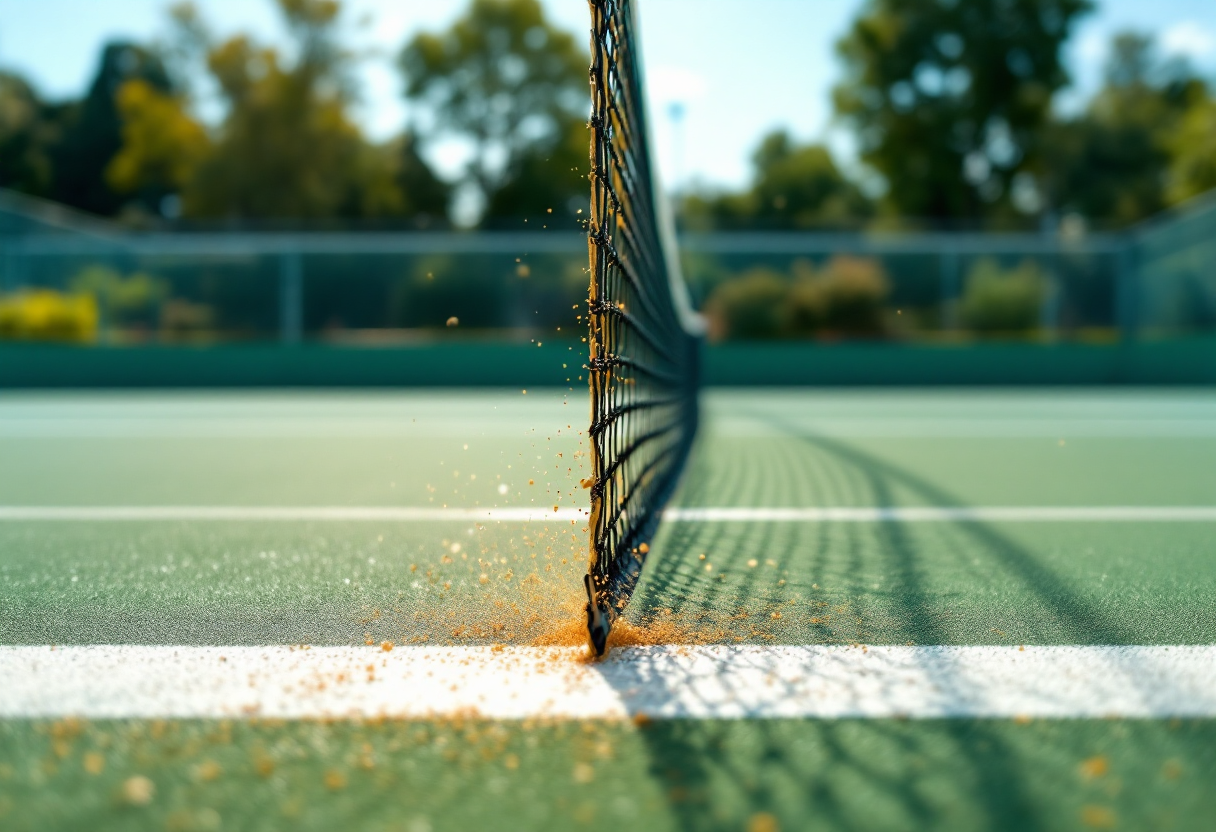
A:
[{"left": 1, "top": 389, "right": 1215, "bottom": 831}]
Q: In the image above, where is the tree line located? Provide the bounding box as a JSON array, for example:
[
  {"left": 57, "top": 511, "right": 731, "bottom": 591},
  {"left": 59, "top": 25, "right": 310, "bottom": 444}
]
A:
[{"left": 1, "top": 0, "right": 1214, "bottom": 231}]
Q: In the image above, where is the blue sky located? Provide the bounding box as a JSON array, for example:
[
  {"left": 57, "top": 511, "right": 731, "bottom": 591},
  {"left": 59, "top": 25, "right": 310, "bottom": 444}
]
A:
[{"left": 1, "top": 0, "right": 1215, "bottom": 191}]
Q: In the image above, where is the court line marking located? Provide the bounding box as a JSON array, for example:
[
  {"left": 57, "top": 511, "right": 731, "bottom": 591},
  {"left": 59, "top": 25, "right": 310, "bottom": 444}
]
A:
[
  {"left": 2, "top": 645, "right": 1213, "bottom": 720},
  {"left": 2, "top": 506, "right": 1215, "bottom": 523},
  {"left": 0, "top": 506, "right": 589, "bottom": 522},
  {"left": 664, "top": 506, "right": 1216, "bottom": 522}
]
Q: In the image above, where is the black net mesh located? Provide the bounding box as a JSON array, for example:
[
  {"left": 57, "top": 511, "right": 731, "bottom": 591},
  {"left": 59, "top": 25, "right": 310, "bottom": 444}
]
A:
[{"left": 584, "top": 0, "right": 701, "bottom": 655}]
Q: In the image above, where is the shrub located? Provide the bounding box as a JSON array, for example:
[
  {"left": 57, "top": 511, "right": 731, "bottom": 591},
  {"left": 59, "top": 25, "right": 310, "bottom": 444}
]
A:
[
  {"left": 960, "top": 259, "right": 1045, "bottom": 334},
  {"left": 159, "top": 299, "right": 215, "bottom": 338},
  {"left": 785, "top": 256, "right": 890, "bottom": 337},
  {"left": 0, "top": 290, "right": 99, "bottom": 342},
  {"left": 705, "top": 257, "right": 891, "bottom": 341},
  {"left": 69, "top": 265, "right": 168, "bottom": 330},
  {"left": 704, "top": 269, "right": 788, "bottom": 340}
]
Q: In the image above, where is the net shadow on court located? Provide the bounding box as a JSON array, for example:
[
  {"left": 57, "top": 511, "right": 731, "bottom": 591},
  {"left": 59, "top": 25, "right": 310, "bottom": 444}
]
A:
[{"left": 613, "top": 413, "right": 1176, "bottom": 831}]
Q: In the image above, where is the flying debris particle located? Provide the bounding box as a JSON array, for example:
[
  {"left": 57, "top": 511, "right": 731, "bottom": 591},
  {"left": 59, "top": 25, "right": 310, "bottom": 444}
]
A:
[
  {"left": 121, "top": 776, "right": 155, "bottom": 806},
  {"left": 446, "top": 317, "right": 459, "bottom": 327},
  {"left": 748, "top": 813, "right": 779, "bottom": 832},
  {"left": 1080, "top": 806, "right": 1117, "bottom": 829},
  {"left": 1079, "top": 756, "right": 1109, "bottom": 780},
  {"left": 380, "top": 641, "right": 394, "bottom": 652}
]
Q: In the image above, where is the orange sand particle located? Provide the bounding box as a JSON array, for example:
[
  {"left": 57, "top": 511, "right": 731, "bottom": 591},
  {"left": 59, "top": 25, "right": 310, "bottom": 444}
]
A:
[
  {"left": 1079, "top": 756, "right": 1109, "bottom": 779},
  {"left": 1080, "top": 806, "right": 1116, "bottom": 829},
  {"left": 121, "top": 775, "right": 155, "bottom": 806},
  {"left": 324, "top": 770, "right": 347, "bottom": 790},
  {"left": 533, "top": 605, "right": 728, "bottom": 659},
  {"left": 195, "top": 760, "right": 222, "bottom": 782},
  {"left": 380, "top": 641, "right": 394, "bottom": 652},
  {"left": 748, "top": 813, "right": 780, "bottom": 832},
  {"left": 83, "top": 752, "right": 104, "bottom": 775}
]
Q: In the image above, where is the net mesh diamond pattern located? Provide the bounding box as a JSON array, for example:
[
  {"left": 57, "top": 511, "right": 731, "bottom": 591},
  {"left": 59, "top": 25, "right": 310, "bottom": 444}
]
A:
[{"left": 584, "top": 0, "right": 702, "bottom": 655}]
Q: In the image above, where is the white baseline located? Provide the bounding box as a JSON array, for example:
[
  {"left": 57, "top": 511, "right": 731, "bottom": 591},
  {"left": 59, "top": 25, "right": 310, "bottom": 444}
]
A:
[
  {"left": 2, "top": 645, "right": 1214, "bottom": 720},
  {"left": 2, "top": 505, "right": 1216, "bottom": 523}
]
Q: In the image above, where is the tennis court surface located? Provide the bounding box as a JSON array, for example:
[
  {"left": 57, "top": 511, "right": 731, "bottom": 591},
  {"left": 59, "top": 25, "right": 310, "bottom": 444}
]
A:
[{"left": 2, "top": 387, "right": 1215, "bottom": 831}]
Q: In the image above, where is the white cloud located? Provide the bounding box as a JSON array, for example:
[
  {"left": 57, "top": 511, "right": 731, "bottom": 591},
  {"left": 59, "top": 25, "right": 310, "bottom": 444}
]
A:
[{"left": 1161, "top": 21, "right": 1216, "bottom": 60}]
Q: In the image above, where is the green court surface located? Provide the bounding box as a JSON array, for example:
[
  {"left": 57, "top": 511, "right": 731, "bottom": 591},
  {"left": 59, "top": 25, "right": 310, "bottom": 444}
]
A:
[{"left": 2, "top": 389, "right": 1215, "bottom": 830}]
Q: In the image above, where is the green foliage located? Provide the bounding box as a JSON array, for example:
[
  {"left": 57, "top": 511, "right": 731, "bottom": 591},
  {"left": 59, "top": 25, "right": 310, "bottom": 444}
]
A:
[
  {"left": 960, "top": 258, "right": 1044, "bottom": 334},
  {"left": 1168, "top": 96, "right": 1216, "bottom": 205},
  {"left": 833, "top": 0, "right": 1092, "bottom": 223},
  {"left": 400, "top": 0, "right": 588, "bottom": 225},
  {"left": 786, "top": 257, "right": 891, "bottom": 336},
  {"left": 1043, "top": 33, "right": 1209, "bottom": 225},
  {"left": 684, "top": 131, "right": 869, "bottom": 229},
  {"left": 706, "top": 257, "right": 891, "bottom": 341},
  {"left": 51, "top": 43, "right": 175, "bottom": 217},
  {"left": 0, "top": 72, "right": 66, "bottom": 198},
  {"left": 395, "top": 133, "right": 452, "bottom": 221},
  {"left": 484, "top": 115, "right": 586, "bottom": 223},
  {"left": 69, "top": 265, "right": 168, "bottom": 329},
  {"left": 705, "top": 270, "right": 789, "bottom": 341},
  {"left": 180, "top": 1, "right": 382, "bottom": 219},
  {"left": 106, "top": 79, "right": 210, "bottom": 198},
  {"left": 0, "top": 290, "right": 99, "bottom": 342}
]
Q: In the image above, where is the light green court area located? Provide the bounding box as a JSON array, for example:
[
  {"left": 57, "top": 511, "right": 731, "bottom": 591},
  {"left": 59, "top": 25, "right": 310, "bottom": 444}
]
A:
[{"left": 2, "top": 389, "right": 1214, "bottom": 830}]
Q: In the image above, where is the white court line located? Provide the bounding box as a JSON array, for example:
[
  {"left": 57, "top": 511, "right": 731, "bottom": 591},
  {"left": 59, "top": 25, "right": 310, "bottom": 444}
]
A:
[
  {"left": 0, "top": 506, "right": 588, "bottom": 522},
  {"left": 2, "top": 645, "right": 1214, "bottom": 720},
  {"left": 2, "top": 505, "right": 1216, "bottom": 522},
  {"left": 664, "top": 506, "right": 1216, "bottom": 522}
]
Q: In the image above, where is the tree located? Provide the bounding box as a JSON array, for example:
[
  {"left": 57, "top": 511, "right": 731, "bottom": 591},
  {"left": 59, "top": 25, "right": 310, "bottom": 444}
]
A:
[
  {"left": 106, "top": 79, "right": 210, "bottom": 215},
  {"left": 178, "top": 1, "right": 365, "bottom": 219},
  {"left": 833, "top": 0, "right": 1092, "bottom": 224},
  {"left": 685, "top": 131, "right": 870, "bottom": 229},
  {"left": 1042, "top": 33, "right": 1208, "bottom": 225},
  {"left": 483, "top": 115, "right": 586, "bottom": 223},
  {"left": 49, "top": 42, "right": 175, "bottom": 216},
  {"left": 170, "top": 0, "right": 446, "bottom": 221},
  {"left": 1167, "top": 95, "right": 1216, "bottom": 205},
  {"left": 396, "top": 132, "right": 451, "bottom": 221},
  {"left": 0, "top": 72, "right": 66, "bottom": 198},
  {"left": 399, "top": 0, "right": 588, "bottom": 226}
]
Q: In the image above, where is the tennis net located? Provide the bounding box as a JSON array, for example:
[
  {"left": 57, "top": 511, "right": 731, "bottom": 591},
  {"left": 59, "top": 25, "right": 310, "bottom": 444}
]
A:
[{"left": 584, "top": 0, "right": 704, "bottom": 655}]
